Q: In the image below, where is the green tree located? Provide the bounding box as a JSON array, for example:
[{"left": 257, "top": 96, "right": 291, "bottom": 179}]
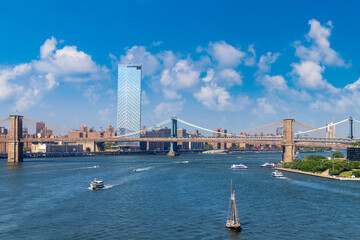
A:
[
  {"left": 353, "top": 141, "right": 360, "bottom": 147},
  {"left": 332, "top": 150, "right": 344, "bottom": 159}
]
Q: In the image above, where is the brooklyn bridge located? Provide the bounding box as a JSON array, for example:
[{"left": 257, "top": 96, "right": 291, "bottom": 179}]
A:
[{"left": 0, "top": 115, "right": 358, "bottom": 163}]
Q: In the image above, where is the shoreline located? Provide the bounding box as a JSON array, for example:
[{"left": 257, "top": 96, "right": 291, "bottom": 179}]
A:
[{"left": 275, "top": 167, "right": 360, "bottom": 181}]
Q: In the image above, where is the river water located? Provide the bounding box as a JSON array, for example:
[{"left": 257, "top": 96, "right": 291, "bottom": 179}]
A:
[{"left": 0, "top": 153, "right": 359, "bottom": 239}]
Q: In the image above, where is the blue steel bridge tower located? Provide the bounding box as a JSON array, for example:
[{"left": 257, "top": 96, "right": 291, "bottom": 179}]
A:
[{"left": 117, "top": 64, "right": 142, "bottom": 146}]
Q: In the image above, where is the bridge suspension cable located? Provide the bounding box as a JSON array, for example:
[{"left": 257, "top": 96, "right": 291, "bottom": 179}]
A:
[
  {"left": 0, "top": 117, "right": 9, "bottom": 123},
  {"left": 177, "top": 118, "right": 228, "bottom": 136},
  {"left": 234, "top": 120, "right": 283, "bottom": 134},
  {"left": 295, "top": 119, "right": 354, "bottom": 141},
  {"left": 23, "top": 117, "right": 74, "bottom": 131}
]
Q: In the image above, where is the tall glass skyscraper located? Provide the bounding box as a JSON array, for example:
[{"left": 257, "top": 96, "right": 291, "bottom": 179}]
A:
[{"left": 117, "top": 64, "right": 142, "bottom": 146}]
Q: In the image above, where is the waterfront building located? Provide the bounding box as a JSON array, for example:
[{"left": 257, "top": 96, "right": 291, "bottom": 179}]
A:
[
  {"left": 31, "top": 143, "right": 83, "bottom": 153},
  {"left": 117, "top": 64, "right": 142, "bottom": 146},
  {"left": 0, "top": 126, "right": 8, "bottom": 135},
  {"left": 80, "top": 125, "right": 88, "bottom": 132},
  {"left": 347, "top": 147, "right": 360, "bottom": 161}
]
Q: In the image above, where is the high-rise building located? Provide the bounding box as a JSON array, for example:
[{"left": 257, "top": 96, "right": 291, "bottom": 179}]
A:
[
  {"left": 36, "top": 122, "right": 45, "bottom": 135},
  {"left": 117, "top": 64, "right": 142, "bottom": 146}
]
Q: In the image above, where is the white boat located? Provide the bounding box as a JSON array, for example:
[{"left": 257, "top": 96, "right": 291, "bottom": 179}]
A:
[
  {"left": 272, "top": 170, "right": 283, "bottom": 177},
  {"left": 231, "top": 164, "right": 248, "bottom": 169},
  {"left": 90, "top": 178, "right": 104, "bottom": 190},
  {"left": 93, "top": 165, "right": 100, "bottom": 168},
  {"left": 261, "top": 162, "right": 275, "bottom": 168}
]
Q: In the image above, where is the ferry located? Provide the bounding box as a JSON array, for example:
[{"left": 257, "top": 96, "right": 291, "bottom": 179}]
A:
[
  {"left": 261, "top": 162, "right": 275, "bottom": 168},
  {"left": 90, "top": 178, "right": 104, "bottom": 190},
  {"left": 272, "top": 170, "right": 284, "bottom": 178},
  {"left": 231, "top": 164, "right": 248, "bottom": 169}
]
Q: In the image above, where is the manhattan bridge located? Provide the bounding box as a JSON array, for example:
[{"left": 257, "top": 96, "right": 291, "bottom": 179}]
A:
[{"left": 0, "top": 115, "right": 358, "bottom": 163}]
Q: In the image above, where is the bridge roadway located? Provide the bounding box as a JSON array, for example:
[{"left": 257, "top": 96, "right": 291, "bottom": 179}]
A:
[{"left": 0, "top": 136, "right": 355, "bottom": 148}]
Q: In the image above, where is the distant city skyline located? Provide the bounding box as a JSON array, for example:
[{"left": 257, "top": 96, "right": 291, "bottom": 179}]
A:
[{"left": 1, "top": 1, "right": 360, "bottom": 132}]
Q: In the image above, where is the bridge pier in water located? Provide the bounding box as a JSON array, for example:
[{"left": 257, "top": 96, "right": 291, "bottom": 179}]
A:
[
  {"left": 282, "top": 118, "right": 295, "bottom": 163},
  {"left": 167, "top": 117, "right": 179, "bottom": 156},
  {"left": 8, "top": 115, "right": 23, "bottom": 163}
]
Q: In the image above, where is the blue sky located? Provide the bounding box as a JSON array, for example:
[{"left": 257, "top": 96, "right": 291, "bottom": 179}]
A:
[{"left": 1, "top": 0, "right": 360, "bottom": 132}]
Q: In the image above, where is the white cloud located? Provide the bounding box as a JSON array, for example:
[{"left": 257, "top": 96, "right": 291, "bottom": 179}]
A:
[
  {"left": 141, "top": 90, "right": 150, "bottom": 105},
  {"left": 0, "top": 63, "right": 30, "bottom": 100},
  {"left": 254, "top": 98, "right": 276, "bottom": 115},
  {"left": 0, "top": 37, "right": 108, "bottom": 111},
  {"left": 216, "top": 69, "right": 243, "bottom": 86},
  {"left": 119, "top": 45, "right": 160, "bottom": 76},
  {"left": 193, "top": 84, "right": 232, "bottom": 111},
  {"left": 160, "top": 59, "right": 200, "bottom": 99},
  {"left": 344, "top": 78, "right": 360, "bottom": 91},
  {"left": 202, "top": 68, "right": 214, "bottom": 82},
  {"left": 207, "top": 41, "right": 246, "bottom": 67},
  {"left": 153, "top": 101, "right": 184, "bottom": 120},
  {"left": 291, "top": 61, "right": 339, "bottom": 93},
  {"left": 257, "top": 52, "right": 280, "bottom": 73},
  {"left": 40, "top": 37, "right": 57, "bottom": 59},
  {"left": 260, "top": 75, "right": 288, "bottom": 91},
  {"left": 295, "top": 19, "right": 345, "bottom": 67},
  {"left": 83, "top": 85, "right": 99, "bottom": 105},
  {"left": 244, "top": 44, "right": 257, "bottom": 66}
]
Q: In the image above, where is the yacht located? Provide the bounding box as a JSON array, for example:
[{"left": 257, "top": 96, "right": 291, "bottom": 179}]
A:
[
  {"left": 261, "top": 162, "right": 275, "bottom": 168},
  {"left": 90, "top": 178, "right": 104, "bottom": 190},
  {"left": 231, "top": 164, "right": 248, "bottom": 169},
  {"left": 272, "top": 170, "right": 284, "bottom": 178}
]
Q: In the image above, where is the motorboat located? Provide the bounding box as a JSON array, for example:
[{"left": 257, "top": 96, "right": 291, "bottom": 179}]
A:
[
  {"left": 231, "top": 164, "right": 248, "bottom": 169},
  {"left": 261, "top": 162, "right": 275, "bottom": 168},
  {"left": 90, "top": 178, "right": 104, "bottom": 190},
  {"left": 272, "top": 170, "right": 284, "bottom": 178},
  {"left": 93, "top": 165, "right": 100, "bottom": 168}
]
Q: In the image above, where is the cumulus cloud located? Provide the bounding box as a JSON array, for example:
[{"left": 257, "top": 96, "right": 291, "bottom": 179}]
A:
[
  {"left": 255, "top": 52, "right": 288, "bottom": 91},
  {"left": 216, "top": 69, "right": 243, "bottom": 86},
  {"left": 202, "top": 68, "right": 214, "bottom": 82},
  {"left": 291, "top": 19, "right": 346, "bottom": 93},
  {"left": 344, "top": 78, "right": 360, "bottom": 91},
  {"left": 83, "top": 85, "right": 99, "bottom": 105},
  {"left": 291, "top": 61, "right": 339, "bottom": 93},
  {"left": 160, "top": 59, "right": 201, "bottom": 99},
  {"left": 193, "top": 84, "right": 232, "bottom": 110},
  {"left": 153, "top": 101, "right": 184, "bottom": 120},
  {"left": 261, "top": 75, "right": 288, "bottom": 91},
  {"left": 206, "top": 41, "right": 246, "bottom": 68},
  {"left": 295, "top": 19, "right": 345, "bottom": 67},
  {"left": 119, "top": 45, "right": 160, "bottom": 76},
  {"left": 257, "top": 52, "right": 280, "bottom": 73},
  {"left": 0, "top": 36, "right": 108, "bottom": 111},
  {"left": 141, "top": 90, "right": 150, "bottom": 105},
  {"left": 253, "top": 98, "right": 276, "bottom": 115}
]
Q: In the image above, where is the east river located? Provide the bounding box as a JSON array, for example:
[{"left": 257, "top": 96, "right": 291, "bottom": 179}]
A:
[{"left": 0, "top": 153, "right": 359, "bottom": 239}]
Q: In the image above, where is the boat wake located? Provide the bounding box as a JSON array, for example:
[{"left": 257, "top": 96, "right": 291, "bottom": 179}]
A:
[
  {"left": 74, "top": 165, "right": 100, "bottom": 170},
  {"left": 133, "top": 167, "right": 152, "bottom": 172},
  {"left": 175, "top": 161, "right": 189, "bottom": 164},
  {"left": 87, "top": 184, "right": 116, "bottom": 190}
]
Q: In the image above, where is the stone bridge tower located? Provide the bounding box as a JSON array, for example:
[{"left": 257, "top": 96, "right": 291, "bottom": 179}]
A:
[
  {"left": 8, "top": 115, "right": 23, "bottom": 162},
  {"left": 282, "top": 118, "right": 295, "bottom": 163}
]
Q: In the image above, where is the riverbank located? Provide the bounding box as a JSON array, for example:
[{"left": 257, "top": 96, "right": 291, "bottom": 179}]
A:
[{"left": 275, "top": 167, "right": 360, "bottom": 181}]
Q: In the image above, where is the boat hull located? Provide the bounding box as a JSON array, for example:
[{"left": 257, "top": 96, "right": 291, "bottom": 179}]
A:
[{"left": 226, "top": 224, "right": 241, "bottom": 231}]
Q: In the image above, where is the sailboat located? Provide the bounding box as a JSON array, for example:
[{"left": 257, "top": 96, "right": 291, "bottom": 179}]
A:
[{"left": 226, "top": 181, "right": 241, "bottom": 231}]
